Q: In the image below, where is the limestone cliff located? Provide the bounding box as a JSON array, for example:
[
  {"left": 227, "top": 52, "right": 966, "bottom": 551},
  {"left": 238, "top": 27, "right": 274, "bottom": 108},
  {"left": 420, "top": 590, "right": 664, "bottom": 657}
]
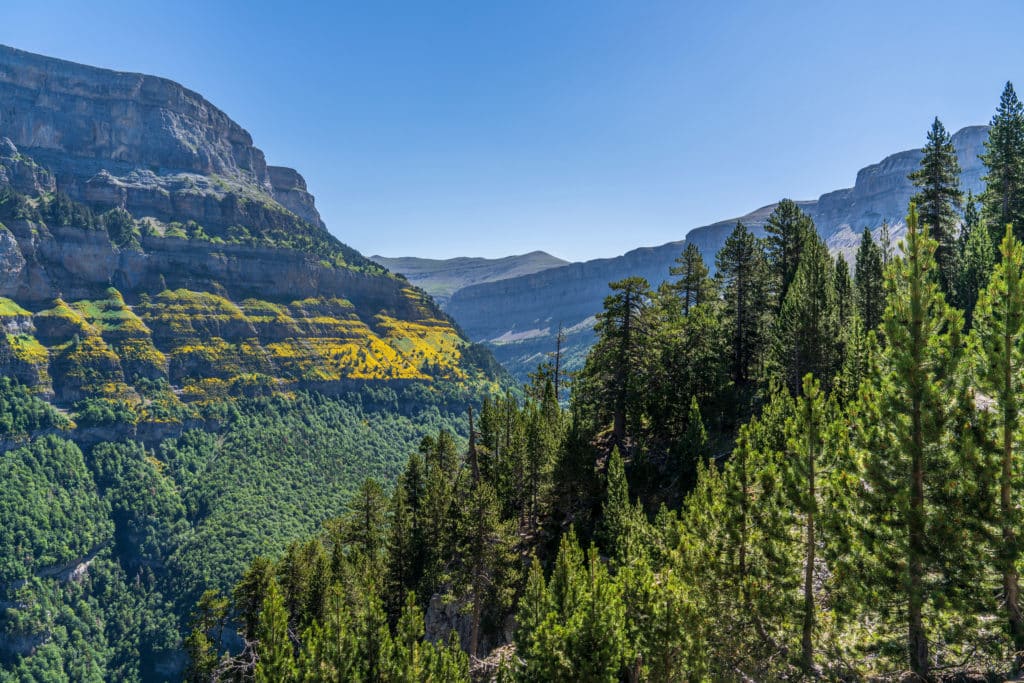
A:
[
  {"left": 0, "top": 44, "right": 325, "bottom": 230},
  {"left": 0, "top": 45, "right": 499, "bottom": 420}
]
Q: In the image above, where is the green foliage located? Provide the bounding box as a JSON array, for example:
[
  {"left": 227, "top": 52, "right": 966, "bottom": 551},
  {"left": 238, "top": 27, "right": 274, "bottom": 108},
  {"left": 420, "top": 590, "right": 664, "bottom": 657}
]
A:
[
  {"left": 973, "top": 225, "right": 1024, "bottom": 661},
  {"left": 981, "top": 82, "right": 1024, "bottom": 243},
  {"left": 0, "top": 377, "right": 70, "bottom": 440},
  {"left": 847, "top": 205, "right": 996, "bottom": 677},
  {"left": 0, "top": 436, "right": 112, "bottom": 585},
  {"left": 854, "top": 226, "right": 885, "bottom": 332},
  {"left": 770, "top": 232, "right": 841, "bottom": 394},
  {"left": 764, "top": 198, "right": 816, "bottom": 306},
  {"left": 669, "top": 242, "right": 715, "bottom": 314},
  {"left": 909, "top": 117, "right": 963, "bottom": 296},
  {"left": 577, "top": 276, "right": 652, "bottom": 446},
  {"left": 716, "top": 221, "right": 773, "bottom": 389},
  {"left": 959, "top": 199, "right": 995, "bottom": 327}
]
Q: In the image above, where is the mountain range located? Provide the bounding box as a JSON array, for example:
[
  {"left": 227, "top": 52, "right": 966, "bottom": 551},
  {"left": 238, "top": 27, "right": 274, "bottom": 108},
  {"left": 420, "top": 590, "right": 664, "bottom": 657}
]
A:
[{"left": 379, "top": 125, "right": 990, "bottom": 380}]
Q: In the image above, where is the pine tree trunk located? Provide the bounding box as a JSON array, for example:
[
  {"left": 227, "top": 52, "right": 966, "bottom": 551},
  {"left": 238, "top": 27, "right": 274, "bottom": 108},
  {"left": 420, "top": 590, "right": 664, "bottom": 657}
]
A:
[
  {"left": 739, "top": 446, "right": 750, "bottom": 610},
  {"left": 1002, "top": 345, "right": 1024, "bottom": 669},
  {"left": 801, "top": 447, "right": 816, "bottom": 673},
  {"left": 908, "top": 398, "right": 929, "bottom": 678},
  {"left": 470, "top": 590, "right": 481, "bottom": 661},
  {"left": 613, "top": 291, "right": 632, "bottom": 446}
]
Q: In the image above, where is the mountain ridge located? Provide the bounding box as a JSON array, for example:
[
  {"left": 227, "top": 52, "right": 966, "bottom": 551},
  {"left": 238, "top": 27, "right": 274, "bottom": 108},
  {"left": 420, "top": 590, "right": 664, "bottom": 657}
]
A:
[{"left": 370, "top": 250, "right": 568, "bottom": 305}]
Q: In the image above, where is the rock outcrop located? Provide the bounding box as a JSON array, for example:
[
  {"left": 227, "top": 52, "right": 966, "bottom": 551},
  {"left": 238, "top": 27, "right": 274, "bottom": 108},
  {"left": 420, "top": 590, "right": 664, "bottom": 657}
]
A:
[
  {"left": 445, "top": 125, "right": 990, "bottom": 380},
  {"left": 0, "top": 44, "right": 323, "bottom": 230}
]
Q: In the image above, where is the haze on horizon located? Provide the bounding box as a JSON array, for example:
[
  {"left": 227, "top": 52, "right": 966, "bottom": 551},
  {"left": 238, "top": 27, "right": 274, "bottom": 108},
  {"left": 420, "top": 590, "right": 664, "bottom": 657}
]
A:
[{"left": 3, "top": 0, "right": 1022, "bottom": 262}]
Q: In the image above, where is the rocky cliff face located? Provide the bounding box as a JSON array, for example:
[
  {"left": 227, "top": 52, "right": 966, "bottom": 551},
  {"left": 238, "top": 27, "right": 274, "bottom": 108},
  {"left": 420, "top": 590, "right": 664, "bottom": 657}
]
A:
[
  {"left": 0, "top": 44, "right": 498, "bottom": 417},
  {"left": 0, "top": 44, "right": 324, "bottom": 230},
  {"left": 447, "top": 125, "right": 990, "bottom": 380}
]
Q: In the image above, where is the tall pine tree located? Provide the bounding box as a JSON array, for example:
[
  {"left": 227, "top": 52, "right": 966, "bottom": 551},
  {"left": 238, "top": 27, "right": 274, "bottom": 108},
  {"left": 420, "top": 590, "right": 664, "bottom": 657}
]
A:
[
  {"left": 852, "top": 204, "right": 984, "bottom": 677},
  {"left": 854, "top": 227, "right": 885, "bottom": 332},
  {"left": 909, "top": 117, "right": 963, "bottom": 297},
  {"left": 981, "top": 82, "right": 1024, "bottom": 243},
  {"left": 974, "top": 225, "right": 1024, "bottom": 667},
  {"left": 670, "top": 242, "right": 715, "bottom": 315},
  {"left": 764, "top": 198, "right": 816, "bottom": 307},
  {"left": 716, "top": 222, "right": 772, "bottom": 390},
  {"left": 771, "top": 233, "right": 840, "bottom": 394}
]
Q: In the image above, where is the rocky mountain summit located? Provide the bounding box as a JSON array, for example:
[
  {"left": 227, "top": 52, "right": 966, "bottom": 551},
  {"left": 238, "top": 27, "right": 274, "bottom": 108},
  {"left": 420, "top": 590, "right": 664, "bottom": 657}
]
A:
[
  {"left": 0, "top": 44, "right": 499, "bottom": 422},
  {"left": 442, "top": 125, "right": 990, "bottom": 380}
]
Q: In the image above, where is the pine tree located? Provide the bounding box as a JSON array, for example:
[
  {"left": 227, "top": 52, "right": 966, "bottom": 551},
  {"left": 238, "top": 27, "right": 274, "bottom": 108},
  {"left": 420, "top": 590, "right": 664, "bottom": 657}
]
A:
[
  {"left": 879, "top": 220, "right": 894, "bottom": 266},
  {"left": 584, "top": 277, "right": 652, "bottom": 446},
  {"left": 600, "top": 446, "right": 640, "bottom": 560},
  {"left": 833, "top": 253, "right": 853, "bottom": 334},
  {"left": 771, "top": 233, "right": 840, "bottom": 394},
  {"left": 981, "top": 82, "right": 1024, "bottom": 242},
  {"left": 854, "top": 227, "right": 885, "bottom": 331},
  {"left": 342, "top": 478, "right": 388, "bottom": 572},
  {"left": 254, "top": 580, "right": 296, "bottom": 683},
  {"left": 958, "top": 208, "right": 995, "bottom": 328},
  {"left": 909, "top": 117, "right": 963, "bottom": 296},
  {"left": 457, "top": 481, "right": 517, "bottom": 660},
  {"left": 678, "top": 397, "right": 707, "bottom": 495},
  {"left": 184, "top": 590, "right": 228, "bottom": 682},
  {"left": 973, "top": 225, "right": 1024, "bottom": 667},
  {"left": 764, "top": 199, "right": 816, "bottom": 306},
  {"left": 782, "top": 374, "right": 829, "bottom": 673},
  {"left": 717, "top": 222, "right": 773, "bottom": 390},
  {"left": 298, "top": 587, "right": 363, "bottom": 680},
  {"left": 670, "top": 242, "right": 715, "bottom": 315},
  {"left": 852, "top": 204, "right": 979, "bottom": 677}
]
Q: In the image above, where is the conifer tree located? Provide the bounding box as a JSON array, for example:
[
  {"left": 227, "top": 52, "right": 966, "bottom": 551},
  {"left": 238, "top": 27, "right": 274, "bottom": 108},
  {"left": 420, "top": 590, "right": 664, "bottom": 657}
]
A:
[
  {"left": 583, "top": 276, "right": 652, "bottom": 446},
  {"left": 298, "top": 587, "right": 363, "bottom": 680},
  {"left": 254, "top": 580, "right": 296, "bottom": 683},
  {"left": 717, "top": 222, "right": 772, "bottom": 389},
  {"left": 678, "top": 396, "right": 707, "bottom": 494},
  {"left": 981, "top": 82, "right": 1024, "bottom": 242},
  {"left": 958, "top": 208, "right": 995, "bottom": 328},
  {"left": 600, "top": 446, "right": 640, "bottom": 560},
  {"left": 670, "top": 242, "right": 715, "bottom": 314},
  {"left": 783, "top": 374, "right": 829, "bottom": 673},
  {"left": 852, "top": 204, "right": 977, "bottom": 677},
  {"left": 879, "top": 220, "right": 895, "bottom": 265},
  {"left": 909, "top": 117, "right": 963, "bottom": 296},
  {"left": 457, "top": 480, "right": 516, "bottom": 660},
  {"left": 771, "top": 233, "right": 840, "bottom": 394},
  {"left": 764, "top": 199, "right": 816, "bottom": 306},
  {"left": 854, "top": 227, "right": 885, "bottom": 331},
  {"left": 342, "top": 478, "right": 388, "bottom": 572},
  {"left": 973, "top": 225, "right": 1024, "bottom": 666},
  {"left": 833, "top": 253, "right": 853, "bottom": 333}
]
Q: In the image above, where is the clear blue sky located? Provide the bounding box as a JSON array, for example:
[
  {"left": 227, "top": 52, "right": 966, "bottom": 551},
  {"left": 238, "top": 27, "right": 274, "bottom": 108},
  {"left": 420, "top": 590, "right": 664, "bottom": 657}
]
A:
[{"left": 2, "top": 1, "right": 1022, "bottom": 262}]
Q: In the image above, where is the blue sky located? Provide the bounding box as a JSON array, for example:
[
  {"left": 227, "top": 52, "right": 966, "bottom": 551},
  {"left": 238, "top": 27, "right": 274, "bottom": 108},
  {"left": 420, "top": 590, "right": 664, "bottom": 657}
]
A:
[{"left": 3, "top": 1, "right": 1022, "bottom": 262}]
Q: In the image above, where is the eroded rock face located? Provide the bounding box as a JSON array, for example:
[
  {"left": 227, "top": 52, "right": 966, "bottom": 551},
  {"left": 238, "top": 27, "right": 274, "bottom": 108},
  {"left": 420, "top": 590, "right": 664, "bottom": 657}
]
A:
[
  {"left": 269, "top": 165, "right": 324, "bottom": 228},
  {"left": 0, "top": 44, "right": 324, "bottom": 229}
]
